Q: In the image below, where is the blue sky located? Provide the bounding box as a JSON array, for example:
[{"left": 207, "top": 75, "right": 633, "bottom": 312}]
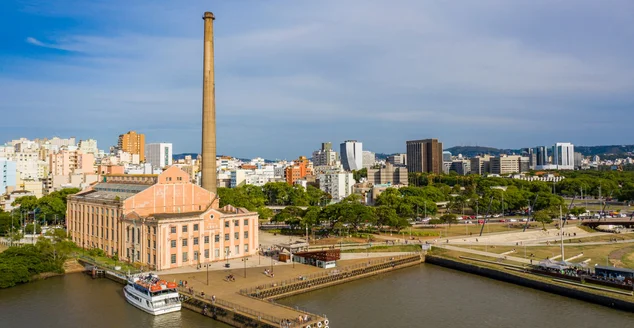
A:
[{"left": 1, "top": 0, "right": 633, "bottom": 159}]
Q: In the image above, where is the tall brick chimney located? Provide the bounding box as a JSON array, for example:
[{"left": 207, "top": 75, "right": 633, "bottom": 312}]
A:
[{"left": 201, "top": 11, "right": 217, "bottom": 193}]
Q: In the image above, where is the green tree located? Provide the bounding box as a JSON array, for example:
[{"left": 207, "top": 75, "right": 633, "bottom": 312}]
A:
[
  {"left": 301, "top": 206, "right": 322, "bottom": 230},
  {"left": 25, "top": 223, "right": 42, "bottom": 235},
  {"left": 533, "top": 209, "right": 555, "bottom": 230},
  {"left": 0, "top": 211, "right": 20, "bottom": 235},
  {"left": 37, "top": 196, "right": 66, "bottom": 223},
  {"left": 375, "top": 206, "right": 399, "bottom": 230},
  {"left": 271, "top": 206, "right": 304, "bottom": 229},
  {"left": 439, "top": 213, "right": 458, "bottom": 226},
  {"left": 352, "top": 168, "right": 367, "bottom": 182},
  {"left": 569, "top": 207, "right": 587, "bottom": 217},
  {"left": 45, "top": 228, "right": 68, "bottom": 243},
  {"left": 256, "top": 207, "right": 274, "bottom": 221},
  {"left": 11, "top": 196, "right": 38, "bottom": 213},
  {"left": 306, "top": 185, "right": 329, "bottom": 206}
]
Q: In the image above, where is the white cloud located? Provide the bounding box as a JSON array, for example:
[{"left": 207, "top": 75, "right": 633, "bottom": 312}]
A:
[{"left": 4, "top": 0, "right": 634, "bottom": 156}]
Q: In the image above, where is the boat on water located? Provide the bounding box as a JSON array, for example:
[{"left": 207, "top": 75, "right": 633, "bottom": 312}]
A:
[{"left": 123, "top": 273, "right": 181, "bottom": 315}]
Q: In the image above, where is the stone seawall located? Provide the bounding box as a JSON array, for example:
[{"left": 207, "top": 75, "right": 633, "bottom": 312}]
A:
[{"left": 425, "top": 255, "right": 634, "bottom": 313}]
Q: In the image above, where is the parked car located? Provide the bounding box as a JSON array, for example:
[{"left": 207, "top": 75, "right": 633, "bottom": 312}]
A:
[{"left": 509, "top": 219, "right": 518, "bottom": 222}]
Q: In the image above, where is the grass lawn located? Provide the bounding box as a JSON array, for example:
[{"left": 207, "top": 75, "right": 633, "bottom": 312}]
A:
[
  {"left": 81, "top": 254, "right": 140, "bottom": 273},
  {"left": 342, "top": 244, "right": 422, "bottom": 253},
  {"left": 410, "top": 222, "right": 559, "bottom": 238},
  {"left": 465, "top": 243, "right": 634, "bottom": 268},
  {"left": 563, "top": 233, "right": 634, "bottom": 244}
]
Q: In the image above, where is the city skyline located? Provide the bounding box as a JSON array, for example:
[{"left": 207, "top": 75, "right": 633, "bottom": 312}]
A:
[{"left": 1, "top": 1, "right": 634, "bottom": 159}]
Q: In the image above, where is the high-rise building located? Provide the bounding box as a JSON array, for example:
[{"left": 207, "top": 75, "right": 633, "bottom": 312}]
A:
[
  {"left": 340, "top": 140, "right": 363, "bottom": 171},
  {"left": 312, "top": 142, "right": 338, "bottom": 166},
  {"left": 470, "top": 155, "right": 491, "bottom": 175},
  {"left": 0, "top": 158, "right": 17, "bottom": 193},
  {"left": 285, "top": 157, "right": 309, "bottom": 185},
  {"left": 387, "top": 154, "right": 407, "bottom": 166},
  {"left": 450, "top": 160, "right": 471, "bottom": 176},
  {"left": 118, "top": 131, "right": 145, "bottom": 162},
  {"left": 318, "top": 171, "right": 354, "bottom": 202},
  {"left": 145, "top": 143, "right": 173, "bottom": 169},
  {"left": 49, "top": 149, "right": 95, "bottom": 176},
  {"left": 574, "top": 152, "right": 584, "bottom": 169},
  {"left": 406, "top": 139, "right": 443, "bottom": 174},
  {"left": 78, "top": 139, "right": 99, "bottom": 155},
  {"left": 442, "top": 151, "right": 452, "bottom": 162},
  {"left": 490, "top": 155, "right": 529, "bottom": 175},
  {"left": 367, "top": 163, "right": 408, "bottom": 185},
  {"left": 362, "top": 151, "right": 376, "bottom": 169},
  {"left": 553, "top": 142, "right": 575, "bottom": 170},
  {"left": 536, "top": 146, "right": 549, "bottom": 167}
]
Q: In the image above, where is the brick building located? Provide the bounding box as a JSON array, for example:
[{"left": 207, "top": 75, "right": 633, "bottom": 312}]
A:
[{"left": 66, "top": 166, "right": 259, "bottom": 270}]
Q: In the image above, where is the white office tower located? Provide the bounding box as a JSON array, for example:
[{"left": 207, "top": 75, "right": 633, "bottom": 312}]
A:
[
  {"left": 553, "top": 142, "right": 574, "bottom": 170},
  {"left": 145, "top": 143, "right": 173, "bottom": 169},
  {"left": 340, "top": 140, "right": 363, "bottom": 171}
]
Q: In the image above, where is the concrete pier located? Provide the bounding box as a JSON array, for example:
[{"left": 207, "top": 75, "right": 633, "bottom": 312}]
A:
[{"left": 80, "top": 254, "right": 423, "bottom": 327}]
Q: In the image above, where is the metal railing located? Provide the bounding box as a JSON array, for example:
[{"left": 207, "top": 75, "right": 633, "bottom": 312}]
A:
[
  {"left": 78, "top": 255, "right": 143, "bottom": 275},
  {"left": 180, "top": 288, "right": 307, "bottom": 327},
  {"left": 240, "top": 253, "right": 421, "bottom": 297}
]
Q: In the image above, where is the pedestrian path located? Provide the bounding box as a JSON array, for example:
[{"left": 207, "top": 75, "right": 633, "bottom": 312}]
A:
[{"left": 435, "top": 244, "right": 532, "bottom": 264}]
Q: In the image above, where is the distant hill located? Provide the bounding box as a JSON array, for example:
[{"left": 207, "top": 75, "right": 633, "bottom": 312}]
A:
[
  {"left": 574, "top": 145, "right": 634, "bottom": 156},
  {"left": 172, "top": 153, "right": 198, "bottom": 161},
  {"left": 443, "top": 146, "right": 515, "bottom": 157}
]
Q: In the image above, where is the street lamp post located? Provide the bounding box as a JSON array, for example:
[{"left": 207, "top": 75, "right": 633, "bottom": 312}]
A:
[
  {"left": 206, "top": 263, "right": 210, "bottom": 285},
  {"left": 242, "top": 258, "right": 249, "bottom": 278},
  {"left": 270, "top": 256, "right": 274, "bottom": 273}
]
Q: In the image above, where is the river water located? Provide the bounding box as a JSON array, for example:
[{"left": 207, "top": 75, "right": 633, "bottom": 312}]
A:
[{"left": 1, "top": 264, "right": 634, "bottom": 328}]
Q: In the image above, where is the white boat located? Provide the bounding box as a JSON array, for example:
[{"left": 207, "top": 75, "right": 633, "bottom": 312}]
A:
[{"left": 123, "top": 273, "right": 181, "bottom": 315}]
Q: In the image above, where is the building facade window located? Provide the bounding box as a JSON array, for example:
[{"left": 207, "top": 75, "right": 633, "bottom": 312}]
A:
[
  {"left": 244, "top": 244, "right": 249, "bottom": 252},
  {"left": 244, "top": 231, "right": 249, "bottom": 239},
  {"left": 193, "top": 224, "right": 199, "bottom": 231},
  {"left": 215, "top": 249, "right": 220, "bottom": 257},
  {"left": 193, "top": 237, "right": 199, "bottom": 245},
  {"left": 204, "top": 236, "right": 210, "bottom": 244},
  {"left": 244, "top": 219, "right": 249, "bottom": 226},
  {"left": 234, "top": 245, "right": 239, "bottom": 255},
  {"left": 224, "top": 221, "right": 229, "bottom": 228},
  {"left": 171, "top": 240, "right": 176, "bottom": 248},
  {"left": 171, "top": 226, "right": 176, "bottom": 234},
  {"left": 182, "top": 252, "right": 188, "bottom": 262},
  {"left": 171, "top": 254, "right": 176, "bottom": 264},
  {"left": 224, "top": 233, "right": 229, "bottom": 241},
  {"left": 234, "top": 232, "right": 239, "bottom": 240},
  {"left": 182, "top": 239, "right": 188, "bottom": 247},
  {"left": 214, "top": 234, "right": 219, "bottom": 242},
  {"left": 204, "top": 249, "right": 209, "bottom": 258},
  {"left": 234, "top": 220, "right": 239, "bottom": 227},
  {"left": 182, "top": 225, "right": 188, "bottom": 233}
]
